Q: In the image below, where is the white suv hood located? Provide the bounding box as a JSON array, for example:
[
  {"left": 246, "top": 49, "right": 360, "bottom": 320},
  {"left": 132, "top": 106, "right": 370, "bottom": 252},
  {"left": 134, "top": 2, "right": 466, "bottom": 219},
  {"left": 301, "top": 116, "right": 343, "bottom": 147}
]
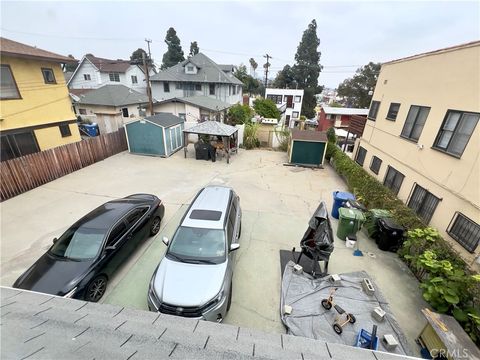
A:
[{"left": 153, "top": 257, "right": 227, "bottom": 307}]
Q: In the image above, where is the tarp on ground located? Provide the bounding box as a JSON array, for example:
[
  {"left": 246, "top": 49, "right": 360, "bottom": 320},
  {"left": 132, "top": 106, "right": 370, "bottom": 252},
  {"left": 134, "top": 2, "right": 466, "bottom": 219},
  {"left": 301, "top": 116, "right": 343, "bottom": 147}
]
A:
[{"left": 280, "top": 263, "right": 413, "bottom": 357}]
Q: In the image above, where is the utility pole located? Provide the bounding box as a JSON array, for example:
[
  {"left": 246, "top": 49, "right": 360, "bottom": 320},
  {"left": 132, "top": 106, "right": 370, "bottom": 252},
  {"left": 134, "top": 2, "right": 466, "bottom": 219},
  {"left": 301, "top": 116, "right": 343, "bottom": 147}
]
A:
[
  {"left": 263, "top": 54, "right": 271, "bottom": 91},
  {"left": 142, "top": 52, "right": 154, "bottom": 116},
  {"left": 145, "top": 38, "right": 152, "bottom": 59}
]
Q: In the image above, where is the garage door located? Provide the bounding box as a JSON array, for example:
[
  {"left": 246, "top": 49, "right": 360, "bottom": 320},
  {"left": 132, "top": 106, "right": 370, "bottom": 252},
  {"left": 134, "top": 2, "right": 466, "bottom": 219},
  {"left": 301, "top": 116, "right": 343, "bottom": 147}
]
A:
[{"left": 291, "top": 140, "right": 325, "bottom": 166}]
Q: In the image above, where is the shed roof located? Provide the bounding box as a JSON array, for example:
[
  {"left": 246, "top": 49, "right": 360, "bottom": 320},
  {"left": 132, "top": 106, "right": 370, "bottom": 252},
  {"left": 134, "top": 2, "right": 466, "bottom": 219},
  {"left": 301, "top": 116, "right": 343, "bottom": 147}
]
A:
[
  {"left": 75, "top": 85, "right": 149, "bottom": 106},
  {"left": 184, "top": 121, "right": 238, "bottom": 136},
  {"left": 322, "top": 106, "right": 369, "bottom": 116},
  {"left": 144, "top": 113, "right": 184, "bottom": 127},
  {"left": 0, "top": 37, "right": 76, "bottom": 63},
  {"left": 156, "top": 96, "right": 232, "bottom": 112},
  {"left": 151, "top": 53, "right": 243, "bottom": 85},
  {"left": 292, "top": 129, "right": 328, "bottom": 142}
]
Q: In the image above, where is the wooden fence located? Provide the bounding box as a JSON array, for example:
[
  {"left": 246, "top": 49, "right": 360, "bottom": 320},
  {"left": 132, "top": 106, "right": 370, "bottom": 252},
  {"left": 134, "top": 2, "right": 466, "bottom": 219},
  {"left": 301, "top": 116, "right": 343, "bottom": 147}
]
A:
[{"left": 0, "top": 129, "right": 128, "bottom": 202}]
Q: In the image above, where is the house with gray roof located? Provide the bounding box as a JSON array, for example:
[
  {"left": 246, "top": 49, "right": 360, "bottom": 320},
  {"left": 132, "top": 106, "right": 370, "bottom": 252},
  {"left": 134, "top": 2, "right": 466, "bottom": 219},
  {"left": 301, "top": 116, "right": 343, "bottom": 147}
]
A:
[
  {"left": 150, "top": 53, "right": 243, "bottom": 105},
  {"left": 72, "top": 85, "right": 149, "bottom": 134},
  {"left": 67, "top": 54, "right": 156, "bottom": 95}
]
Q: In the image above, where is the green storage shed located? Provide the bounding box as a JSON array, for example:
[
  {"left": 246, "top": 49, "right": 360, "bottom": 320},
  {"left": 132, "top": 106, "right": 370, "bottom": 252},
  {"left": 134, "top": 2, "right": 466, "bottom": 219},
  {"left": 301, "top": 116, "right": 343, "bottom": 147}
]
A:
[
  {"left": 288, "top": 129, "right": 328, "bottom": 167},
  {"left": 125, "top": 113, "right": 184, "bottom": 157}
]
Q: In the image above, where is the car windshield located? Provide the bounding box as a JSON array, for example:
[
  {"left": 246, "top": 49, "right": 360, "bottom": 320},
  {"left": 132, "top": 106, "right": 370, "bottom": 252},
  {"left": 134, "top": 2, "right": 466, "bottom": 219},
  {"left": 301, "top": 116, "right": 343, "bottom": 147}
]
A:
[
  {"left": 49, "top": 226, "right": 106, "bottom": 260},
  {"left": 167, "top": 226, "right": 226, "bottom": 264}
]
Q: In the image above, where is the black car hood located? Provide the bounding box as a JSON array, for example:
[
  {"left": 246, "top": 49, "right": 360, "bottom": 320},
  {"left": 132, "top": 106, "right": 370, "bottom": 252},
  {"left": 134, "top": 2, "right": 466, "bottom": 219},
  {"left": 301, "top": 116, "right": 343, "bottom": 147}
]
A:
[{"left": 14, "top": 252, "right": 94, "bottom": 296}]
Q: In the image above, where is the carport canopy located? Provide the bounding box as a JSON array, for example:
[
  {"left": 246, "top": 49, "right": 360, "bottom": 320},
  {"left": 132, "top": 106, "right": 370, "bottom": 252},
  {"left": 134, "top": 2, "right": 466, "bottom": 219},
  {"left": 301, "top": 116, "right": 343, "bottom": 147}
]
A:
[{"left": 183, "top": 121, "right": 238, "bottom": 163}]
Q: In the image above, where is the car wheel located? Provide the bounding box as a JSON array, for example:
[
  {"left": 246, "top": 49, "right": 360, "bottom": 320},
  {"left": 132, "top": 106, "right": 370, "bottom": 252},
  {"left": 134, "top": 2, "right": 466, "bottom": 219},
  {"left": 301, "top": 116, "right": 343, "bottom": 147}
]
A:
[
  {"left": 85, "top": 275, "right": 108, "bottom": 302},
  {"left": 150, "top": 216, "right": 161, "bottom": 236},
  {"left": 227, "top": 283, "right": 233, "bottom": 311}
]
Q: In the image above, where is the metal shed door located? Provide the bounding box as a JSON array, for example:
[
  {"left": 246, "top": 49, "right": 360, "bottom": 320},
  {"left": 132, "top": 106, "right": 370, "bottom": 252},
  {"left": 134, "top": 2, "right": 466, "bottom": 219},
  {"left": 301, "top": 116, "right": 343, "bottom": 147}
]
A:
[{"left": 291, "top": 141, "right": 325, "bottom": 165}]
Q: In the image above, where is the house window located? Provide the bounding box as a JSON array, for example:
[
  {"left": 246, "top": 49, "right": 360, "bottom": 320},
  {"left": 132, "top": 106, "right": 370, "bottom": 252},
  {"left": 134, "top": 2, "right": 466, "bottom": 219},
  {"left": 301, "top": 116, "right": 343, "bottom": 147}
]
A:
[
  {"left": 370, "top": 156, "right": 382, "bottom": 174},
  {"left": 326, "top": 114, "right": 332, "bottom": 120},
  {"left": 433, "top": 110, "right": 479, "bottom": 157},
  {"left": 83, "top": 74, "right": 91, "bottom": 81},
  {"left": 232, "top": 86, "right": 236, "bottom": 95},
  {"left": 386, "top": 103, "right": 400, "bottom": 121},
  {"left": 42, "top": 68, "right": 56, "bottom": 84},
  {"left": 209, "top": 83, "right": 215, "bottom": 95},
  {"left": 176, "top": 83, "right": 183, "bottom": 90},
  {"left": 187, "top": 65, "right": 194, "bottom": 72},
  {"left": 179, "top": 113, "right": 186, "bottom": 120},
  {"left": 0, "top": 64, "right": 21, "bottom": 99},
  {"left": 131, "top": 75, "right": 138, "bottom": 84},
  {"left": 407, "top": 184, "right": 440, "bottom": 224},
  {"left": 294, "top": 96, "right": 301, "bottom": 103},
  {"left": 138, "top": 106, "right": 147, "bottom": 117},
  {"left": 59, "top": 124, "right": 72, "bottom": 137},
  {"left": 109, "top": 73, "right": 120, "bottom": 82},
  {"left": 383, "top": 166, "right": 404, "bottom": 195},
  {"left": 79, "top": 108, "right": 87, "bottom": 115},
  {"left": 195, "top": 84, "right": 201, "bottom": 91},
  {"left": 122, "top": 108, "right": 129, "bottom": 118},
  {"left": 0, "top": 131, "right": 39, "bottom": 161},
  {"left": 292, "top": 111, "right": 299, "bottom": 118},
  {"left": 368, "top": 100, "right": 380, "bottom": 120},
  {"left": 355, "top": 146, "right": 367, "bottom": 166},
  {"left": 401, "top": 105, "right": 430, "bottom": 142},
  {"left": 448, "top": 212, "right": 480, "bottom": 252},
  {"left": 266, "top": 94, "right": 282, "bottom": 104},
  {"left": 163, "top": 82, "right": 170, "bottom": 93}
]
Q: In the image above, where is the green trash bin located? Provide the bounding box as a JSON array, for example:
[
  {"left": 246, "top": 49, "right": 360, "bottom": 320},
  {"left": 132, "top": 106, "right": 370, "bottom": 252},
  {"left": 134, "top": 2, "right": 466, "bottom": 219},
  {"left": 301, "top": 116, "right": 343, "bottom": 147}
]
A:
[
  {"left": 336, "top": 208, "right": 365, "bottom": 240},
  {"left": 365, "top": 209, "right": 392, "bottom": 239}
]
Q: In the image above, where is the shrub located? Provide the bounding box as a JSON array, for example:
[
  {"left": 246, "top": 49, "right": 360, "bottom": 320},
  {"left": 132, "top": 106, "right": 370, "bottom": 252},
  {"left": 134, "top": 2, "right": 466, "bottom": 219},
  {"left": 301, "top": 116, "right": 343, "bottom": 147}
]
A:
[
  {"left": 243, "top": 123, "right": 260, "bottom": 149},
  {"left": 253, "top": 98, "right": 280, "bottom": 119},
  {"left": 326, "top": 127, "right": 337, "bottom": 144},
  {"left": 227, "top": 104, "right": 253, "bottom": 125},
  {"left": 274, "top": 128, "right": 290, "bottom": 152}
]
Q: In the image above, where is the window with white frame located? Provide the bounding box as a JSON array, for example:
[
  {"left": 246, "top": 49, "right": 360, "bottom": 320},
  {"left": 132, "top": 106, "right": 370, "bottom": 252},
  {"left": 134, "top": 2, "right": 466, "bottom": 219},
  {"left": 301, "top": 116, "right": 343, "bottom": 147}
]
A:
[
  {"left": 292, "top": 111, "right": 299, "bottom": 118},
  {"left": 131, "top": 75, "right": 138, "bottom": 84},
  {"left": 433, "top": 110, "right": 479, "bottom": 157},
  {"left": 294, "top": 95, "right": 301, "bottom": 103},
  {"left": 109, "top": 73, "right": 120, "bottom": 82},
  {"left": 187, "top": 65, "right": 194, "bottom": 72},
  {"left": 83, "top": 74, "right": 91, "bottom": 81}
]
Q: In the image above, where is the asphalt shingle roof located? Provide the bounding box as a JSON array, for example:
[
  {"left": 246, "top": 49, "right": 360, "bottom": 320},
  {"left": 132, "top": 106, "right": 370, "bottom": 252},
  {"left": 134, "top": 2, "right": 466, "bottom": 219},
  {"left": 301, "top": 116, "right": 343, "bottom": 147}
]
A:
[
  {"left": 85, "top": 54, "right": 131, "bottom": 73},
  {"left": 150, "top": 53, "right": 243, "bottom": 85},
  {"left": 157, "top": 96, "right": 232, "bottom": 112},
  {"left": 0, "top": 37, "right": 76, "bottom": 63},
  {"left": 0, "top": 287, "right": 423, "bottom": 360},
  {"left": 291, "top": 129, "right": 328, "bottom": 142},
  {"left": 184, "top": 120, "right": 238, "bottom": 137},
  {"left": 75, "top": 85, "right": 149, "bottom": 106},
  {"left": 144, "top": 113, "right": 184, "bottom": 127}
]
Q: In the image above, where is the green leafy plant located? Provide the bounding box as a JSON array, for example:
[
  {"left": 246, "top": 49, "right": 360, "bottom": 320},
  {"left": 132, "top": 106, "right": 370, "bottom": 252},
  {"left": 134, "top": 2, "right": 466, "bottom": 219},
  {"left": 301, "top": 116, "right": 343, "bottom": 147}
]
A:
[
  {"left": 243, "top": 123, "right": 260, "bottom": 150},
  {"left": 326, "top": 127, "right": 337, "bottom": 144},
  {"left": 274, "top": 128, "right": 290, "bottom": 152},
  {"left": 253, "top": 98, "right": 280, "bottom": 119},
  {"left": 227, "top": 104, "right": 253, "bottom": 125}
]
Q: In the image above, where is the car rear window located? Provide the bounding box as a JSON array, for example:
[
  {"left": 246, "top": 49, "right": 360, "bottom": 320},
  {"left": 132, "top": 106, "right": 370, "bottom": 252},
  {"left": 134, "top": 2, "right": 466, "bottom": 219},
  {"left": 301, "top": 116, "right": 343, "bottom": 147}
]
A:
[{"left": 189, "top": 209, "right": 222, "bottom": 221}]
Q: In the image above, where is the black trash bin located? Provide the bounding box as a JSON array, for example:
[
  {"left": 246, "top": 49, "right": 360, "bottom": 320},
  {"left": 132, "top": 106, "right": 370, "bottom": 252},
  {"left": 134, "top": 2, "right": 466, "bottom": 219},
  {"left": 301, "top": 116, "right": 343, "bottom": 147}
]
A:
[
  {"left": 344, "top": 199, "right": 367, "bottom": 212},
  {"left": 377, "top": 218, "right": 405, "bottom": 252}
]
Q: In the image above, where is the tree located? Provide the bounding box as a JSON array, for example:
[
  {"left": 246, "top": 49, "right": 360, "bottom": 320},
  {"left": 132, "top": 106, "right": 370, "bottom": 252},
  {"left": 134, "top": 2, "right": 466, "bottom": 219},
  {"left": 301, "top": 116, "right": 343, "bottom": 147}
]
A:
[
  {"left": 249, "top": 58, "right": 258, "bottom": 76},
  {"left": 253, "top": 98, "right": 280, "bottom": 119},
  {"left": 292, "top": 19, "right": 322, "bottom": 118},
  {"left": 64, "top": 54, "right": 79, "bottom": 72},
  {"left": 233, "top": 64, "right": 248, "bottom": 83},
  {"left": 161, "top": 27, "right": 185, "bottom": 69},
  {"left": 272, "top": 65, "right": 296, "bottom": 88},
  {"left": 227, "top": 104, "right": 253, "bottom": 125},
  {"left": 189, "top": 41, "right": 199, "bottom": 56},
  {"left": 130, "top": 48, "right": 148, "bottom": 63},
  {"left": 326, "top": 127, "right": 337, "bottom": 144},
  {"left": 234, "top": 64, "right": 263, "bottom": 95},
  {"left": 337, "top": 62, "right": 381, "bottom": 108}
]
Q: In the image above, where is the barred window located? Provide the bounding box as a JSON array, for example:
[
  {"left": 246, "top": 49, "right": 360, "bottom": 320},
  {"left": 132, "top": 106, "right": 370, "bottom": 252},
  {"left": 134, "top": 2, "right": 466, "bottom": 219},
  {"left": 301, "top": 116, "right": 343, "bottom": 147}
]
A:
[
  {"left": 448, "top": 212, "right": 480, "bottom": 252},
  {"left": 383, "top": 166, "right": 404, "bottom": 195},
  {"left": 355, "top": 146, "right": 367, "bottom": 166},
  {"left": 370, "top": 156, "right": 382, "bottom": 174},
  {"left": 407, "top": 184, "right": 441, "bottom": 224}
]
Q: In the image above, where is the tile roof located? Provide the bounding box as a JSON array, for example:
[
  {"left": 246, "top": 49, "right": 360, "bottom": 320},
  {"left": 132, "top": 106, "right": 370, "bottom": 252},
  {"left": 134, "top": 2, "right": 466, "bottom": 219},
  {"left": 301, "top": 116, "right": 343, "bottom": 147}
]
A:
[
  {"left": 75, "top": 85, "right": 149, "bottom": 106},
  {"left": 322, "top": 106, "right": 369, "bottom": 116},
  {"left": 150, "top": 53, "right": 243, "bottom": 85},
  {"left": 291, "top": 129, "right": 328, "bottom": 142},
  {"left": 156, "top": 96, "right": 232, "bottom": 112},
  {"left": 0, "top": 37, "right": 75, "bottom": 63},
  {"left": 0, "top": 287, "right": 422, "bottom": 360},
  {"left": 184, "top": 120, "right": 238, "bottom": 136},
  {"left": 144, "top": 113, "right": 184, "bottom": 127},
  {"left": 85, "top": 54, "right": 131, "bottom": 73}
]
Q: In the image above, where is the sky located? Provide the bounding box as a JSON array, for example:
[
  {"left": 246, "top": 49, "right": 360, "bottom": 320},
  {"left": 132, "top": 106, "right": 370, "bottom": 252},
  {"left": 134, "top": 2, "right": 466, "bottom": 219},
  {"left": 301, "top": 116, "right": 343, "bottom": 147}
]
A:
[{"left": 1, "top": 1, "right": 479, "bottom": 88}]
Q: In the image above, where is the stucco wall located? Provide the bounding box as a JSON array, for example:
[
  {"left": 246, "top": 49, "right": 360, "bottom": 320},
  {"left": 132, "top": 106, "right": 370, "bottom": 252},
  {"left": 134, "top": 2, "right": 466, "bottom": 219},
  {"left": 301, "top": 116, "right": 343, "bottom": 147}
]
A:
[{"left": 355, "top": 43, "right": 480, "bottom": 265}]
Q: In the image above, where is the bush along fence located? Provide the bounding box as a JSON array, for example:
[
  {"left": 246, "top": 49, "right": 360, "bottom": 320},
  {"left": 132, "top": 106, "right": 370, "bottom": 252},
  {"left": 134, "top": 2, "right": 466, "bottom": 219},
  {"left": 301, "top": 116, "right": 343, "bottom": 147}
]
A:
[
  {"left": 326, "top": 142, "right": 480, "bottom": 345},
  {"left": 0, "top": 128, "right": 128, "bottom": 202}
]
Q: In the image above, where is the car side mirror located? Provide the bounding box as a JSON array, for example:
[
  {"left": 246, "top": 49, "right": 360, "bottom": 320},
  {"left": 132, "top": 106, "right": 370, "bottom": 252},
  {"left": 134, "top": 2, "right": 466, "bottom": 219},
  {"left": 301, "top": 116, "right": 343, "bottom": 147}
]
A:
[
  {"left": 162, "top": 236, "right": 169, "bottom": 246},
  {"left": 229, "top": 243, "right": 240, "bottom": 252},
  {"left": 53, "top": 237, "right": 58, "bottom": 244}
]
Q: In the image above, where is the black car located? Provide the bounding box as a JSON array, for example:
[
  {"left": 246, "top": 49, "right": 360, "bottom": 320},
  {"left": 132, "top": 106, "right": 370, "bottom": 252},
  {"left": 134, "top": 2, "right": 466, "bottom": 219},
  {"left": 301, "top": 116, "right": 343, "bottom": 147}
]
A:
[{"left": 13, "top": 194, "right": 165, "bottom": 302}]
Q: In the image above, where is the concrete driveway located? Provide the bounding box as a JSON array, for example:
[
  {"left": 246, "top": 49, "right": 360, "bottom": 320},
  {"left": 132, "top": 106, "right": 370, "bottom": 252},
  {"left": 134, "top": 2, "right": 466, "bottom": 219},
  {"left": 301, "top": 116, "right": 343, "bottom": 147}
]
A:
[{"left": 0, "top": 149, "right": 428, "bottom": 354}]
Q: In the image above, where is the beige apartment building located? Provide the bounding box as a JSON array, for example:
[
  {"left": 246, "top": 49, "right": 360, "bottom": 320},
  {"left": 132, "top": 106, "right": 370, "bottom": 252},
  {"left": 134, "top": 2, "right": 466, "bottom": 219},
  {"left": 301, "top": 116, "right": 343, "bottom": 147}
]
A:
[{"left": 354, "top": 41, "right": 480, "bottom": 268}]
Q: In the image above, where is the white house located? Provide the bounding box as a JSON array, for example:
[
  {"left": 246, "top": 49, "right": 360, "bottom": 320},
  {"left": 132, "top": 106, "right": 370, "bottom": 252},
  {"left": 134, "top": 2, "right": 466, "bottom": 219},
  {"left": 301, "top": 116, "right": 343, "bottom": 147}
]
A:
[
  {"left": 265, "top": 88, "right": 304, "bottom": 128},
  {"left": 67, "top": 54, "right": 156, "bottom": 94},
  {"left": 150, "top": 53, "right": 243, "bottom": 105}
]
